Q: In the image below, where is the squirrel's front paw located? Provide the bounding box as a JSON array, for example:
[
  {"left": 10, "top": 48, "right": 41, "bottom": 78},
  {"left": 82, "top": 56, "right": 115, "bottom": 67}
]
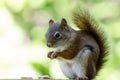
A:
[{"left": 47, "top": 51, "right": 58, "bottom": 59}]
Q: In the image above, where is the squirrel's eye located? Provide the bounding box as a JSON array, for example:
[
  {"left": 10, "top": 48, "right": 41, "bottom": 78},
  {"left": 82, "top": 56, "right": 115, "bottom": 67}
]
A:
[{"left": 54, "top": 32, "right": 61, "bottom": 39}]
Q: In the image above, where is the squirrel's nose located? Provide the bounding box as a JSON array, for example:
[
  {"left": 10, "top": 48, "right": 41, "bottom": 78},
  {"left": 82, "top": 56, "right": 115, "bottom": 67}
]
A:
[{"left": 47, "top": 43, "right": 52, "bottom": 47}]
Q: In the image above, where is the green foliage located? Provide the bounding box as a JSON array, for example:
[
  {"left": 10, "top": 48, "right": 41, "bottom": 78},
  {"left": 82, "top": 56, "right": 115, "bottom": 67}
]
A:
[{"left": 31, "top": 62, "right": 51, "bottom": 77}]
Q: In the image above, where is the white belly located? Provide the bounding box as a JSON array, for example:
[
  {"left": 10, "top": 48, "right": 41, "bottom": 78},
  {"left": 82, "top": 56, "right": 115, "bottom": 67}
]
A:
[
  {"left": 58, "top": 58, "right": 86, "bottom": 79},
  {"left": 57, "top": 48, "right": 91, "bottom": 79}
]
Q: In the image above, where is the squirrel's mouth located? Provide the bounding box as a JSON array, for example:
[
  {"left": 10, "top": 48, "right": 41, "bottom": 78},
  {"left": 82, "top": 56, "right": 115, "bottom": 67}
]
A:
[{"left": 46, "top": 42, "right": 53, "bottom": 47}]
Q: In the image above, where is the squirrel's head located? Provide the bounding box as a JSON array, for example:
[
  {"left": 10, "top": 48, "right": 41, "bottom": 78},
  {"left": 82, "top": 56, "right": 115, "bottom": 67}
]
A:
[{"left": 45, "top": 18, "right": 72, "bottom": 48}]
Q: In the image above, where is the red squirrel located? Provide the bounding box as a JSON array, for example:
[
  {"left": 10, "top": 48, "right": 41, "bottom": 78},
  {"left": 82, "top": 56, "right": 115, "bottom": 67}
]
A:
[{"left": 45, "top": 9, "right": 108, "bottom": 80}]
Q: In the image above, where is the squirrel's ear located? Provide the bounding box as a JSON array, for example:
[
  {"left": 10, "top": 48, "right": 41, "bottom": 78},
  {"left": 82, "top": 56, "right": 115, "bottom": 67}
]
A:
[
  {"left": 49, "top": 19, "right": 54, "bottom": 27},
  {"left": 61, "top": 18, "right": 67, "bottom": 26},
  {"left": 60, "top": 18, "right": 70, "bottom": 31}
]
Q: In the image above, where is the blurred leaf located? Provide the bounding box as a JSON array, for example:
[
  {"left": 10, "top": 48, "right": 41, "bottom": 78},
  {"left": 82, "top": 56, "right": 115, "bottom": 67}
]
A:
[{"left": 31, "top": 62, "right": 51, "bottom": 77}]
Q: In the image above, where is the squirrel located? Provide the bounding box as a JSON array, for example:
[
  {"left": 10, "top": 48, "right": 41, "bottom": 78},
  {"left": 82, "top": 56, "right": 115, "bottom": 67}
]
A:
[{"left": 45, "top": 9, "right": 108, "bottom": 80}]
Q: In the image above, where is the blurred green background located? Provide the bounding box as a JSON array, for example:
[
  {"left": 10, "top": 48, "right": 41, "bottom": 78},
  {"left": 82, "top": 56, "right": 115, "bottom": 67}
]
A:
[{"left": 0, "top": 0, "right": 120, "bottom": 80}]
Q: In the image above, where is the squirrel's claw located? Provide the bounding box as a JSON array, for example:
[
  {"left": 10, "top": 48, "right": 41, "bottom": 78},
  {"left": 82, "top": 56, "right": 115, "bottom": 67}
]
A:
[{"left": 47, "top": 51, "right": 53, "bottom": 59}]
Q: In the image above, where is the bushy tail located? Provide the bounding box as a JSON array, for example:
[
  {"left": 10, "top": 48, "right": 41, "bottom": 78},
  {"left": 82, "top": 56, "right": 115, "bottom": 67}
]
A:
[{"left": 73, "top": 9, "right": 108, "bottom": 76}]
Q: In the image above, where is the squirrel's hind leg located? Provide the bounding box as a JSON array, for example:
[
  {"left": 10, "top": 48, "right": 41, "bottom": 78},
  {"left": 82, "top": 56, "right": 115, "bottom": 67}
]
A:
[{"left": 76, "top": 77, "right": 89, "bottom": 80}]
